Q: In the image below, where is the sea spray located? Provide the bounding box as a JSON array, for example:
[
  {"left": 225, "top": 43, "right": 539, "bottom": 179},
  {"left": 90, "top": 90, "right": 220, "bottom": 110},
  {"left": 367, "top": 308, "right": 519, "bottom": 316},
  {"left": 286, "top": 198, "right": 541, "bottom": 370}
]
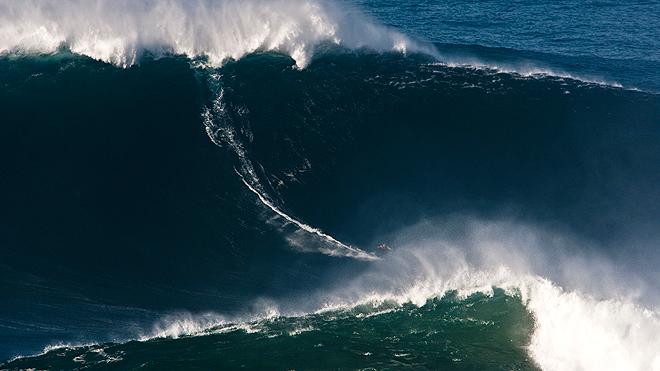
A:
[{"left": 0, "top": 0, "right": 429, "bottom": 68}]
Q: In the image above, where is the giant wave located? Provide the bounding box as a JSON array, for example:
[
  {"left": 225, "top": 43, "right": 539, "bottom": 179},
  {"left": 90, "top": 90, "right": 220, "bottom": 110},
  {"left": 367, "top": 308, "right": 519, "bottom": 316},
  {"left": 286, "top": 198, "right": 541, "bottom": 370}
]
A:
[{"left": 1, "top": 1, "right": 659, "bottom": 370}]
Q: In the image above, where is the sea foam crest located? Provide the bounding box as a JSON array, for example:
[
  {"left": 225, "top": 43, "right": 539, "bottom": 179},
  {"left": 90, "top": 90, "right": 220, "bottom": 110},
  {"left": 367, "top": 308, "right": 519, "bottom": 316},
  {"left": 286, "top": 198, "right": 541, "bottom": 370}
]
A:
[
  {"left": 0, "top": 0, "right": 430, "bottom": 68},
  {"left": 332, "top": 219, "right": 660, "bottom": 371},
  {"left": 140, "top": 219, "right": 660, "bottom": 371}
]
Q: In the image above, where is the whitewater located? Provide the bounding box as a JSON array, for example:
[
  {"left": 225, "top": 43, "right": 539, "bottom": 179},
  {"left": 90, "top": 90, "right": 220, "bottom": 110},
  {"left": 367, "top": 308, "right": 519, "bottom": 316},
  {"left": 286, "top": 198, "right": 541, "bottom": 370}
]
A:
[
  {"left": 0, "top": 0, "right": 636, "bottom": 89},
  {"left": 0, "top": 0, "right": 428, "bottom": 68},
  {"left": 12, "top": 219, "right": 660, "bottom": 370},
  {"left": 131, "top": 219, "right": 660, "bottom": 371},
  {"left": 199, "top": 70, "right": 377, "bottom": 260}
]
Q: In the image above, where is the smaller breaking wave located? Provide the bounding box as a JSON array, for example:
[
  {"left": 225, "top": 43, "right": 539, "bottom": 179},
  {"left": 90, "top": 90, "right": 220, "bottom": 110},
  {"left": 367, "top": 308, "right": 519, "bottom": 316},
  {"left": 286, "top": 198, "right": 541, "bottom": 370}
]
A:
[
  {"left": 5, "top": 220, "right": 659, "bottom": 370},
  {"left": 3, "top": 290, "right": 536, "bottom": 369},
  {"left": 432, "top": 60, "right": 626, "bottom": 89},
  {"left": 8, "top": 224, "right": 659, "bottom": 370},
  {"left": 137, "top": 219, "right": 660, "bottom": 371}
]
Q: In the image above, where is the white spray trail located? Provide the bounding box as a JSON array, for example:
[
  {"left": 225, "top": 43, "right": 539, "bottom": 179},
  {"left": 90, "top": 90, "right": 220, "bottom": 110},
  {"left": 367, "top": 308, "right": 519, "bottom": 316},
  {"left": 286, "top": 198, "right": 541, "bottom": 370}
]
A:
[
  {"left": 201, "top": 72, "right": 376, "bottom": 261},
  {"left": 234, "top": 169, "right": 377, "bottom": 260}
]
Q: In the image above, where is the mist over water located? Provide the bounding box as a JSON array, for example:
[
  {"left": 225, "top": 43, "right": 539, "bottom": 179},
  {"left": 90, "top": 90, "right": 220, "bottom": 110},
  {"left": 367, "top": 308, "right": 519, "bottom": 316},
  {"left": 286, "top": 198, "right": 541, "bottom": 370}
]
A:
[
  {"left": 0, "top": 0, "right": 429, "bottom": 68},
  {"left": 314, "top": 218, "right": 660, "bottom": 371},
  {"left": 1, "top": 0, "right": 660, "bottom": 370},
  {"left": 3, "top": 0, "right": 658, "bottom": 90}
]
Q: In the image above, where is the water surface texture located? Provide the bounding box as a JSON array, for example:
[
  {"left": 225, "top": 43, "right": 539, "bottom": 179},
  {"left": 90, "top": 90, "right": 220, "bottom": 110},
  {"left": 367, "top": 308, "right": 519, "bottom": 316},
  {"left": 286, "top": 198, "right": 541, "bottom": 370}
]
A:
[{"left": 1, "top": 0, "right": 659, "bottom": 370}]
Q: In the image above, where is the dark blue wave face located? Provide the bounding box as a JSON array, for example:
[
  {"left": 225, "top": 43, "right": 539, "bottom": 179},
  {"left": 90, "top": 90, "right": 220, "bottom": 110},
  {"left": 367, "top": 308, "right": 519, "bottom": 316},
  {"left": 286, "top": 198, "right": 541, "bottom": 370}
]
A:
[
  {"left": 1, "top": 50, "right": 659, "bottom": 363},
  {"left": 218, "top": 50, "right": 660, "bottom": 270},
  {"left": 0, "top": 55, "right": 356, "bottom": 360}
]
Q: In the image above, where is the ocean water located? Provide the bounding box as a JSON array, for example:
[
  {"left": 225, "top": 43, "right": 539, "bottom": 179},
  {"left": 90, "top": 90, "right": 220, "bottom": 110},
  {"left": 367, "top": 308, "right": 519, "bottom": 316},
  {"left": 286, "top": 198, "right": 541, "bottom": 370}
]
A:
[{"left": 1, "top": 0, "right": 660, "bottom": 370}]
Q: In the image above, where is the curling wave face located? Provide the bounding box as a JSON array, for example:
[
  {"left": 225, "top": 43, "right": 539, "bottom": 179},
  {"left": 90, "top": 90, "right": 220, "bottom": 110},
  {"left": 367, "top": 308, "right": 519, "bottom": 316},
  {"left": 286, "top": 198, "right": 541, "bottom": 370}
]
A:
[{"left": 0, "top": 0, "right": 431, "bottom": 68}]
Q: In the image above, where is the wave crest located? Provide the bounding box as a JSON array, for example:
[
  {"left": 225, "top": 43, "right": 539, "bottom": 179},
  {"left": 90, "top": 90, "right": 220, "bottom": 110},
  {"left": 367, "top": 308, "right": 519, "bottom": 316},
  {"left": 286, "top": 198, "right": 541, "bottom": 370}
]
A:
[
  {"left": 0, "top": 0, "right": 432, "bottom": 67},
  {"left": 12, "top": 218, "right": 660, "bottom": 371},
  {"left": 132, "top": 219, "right": 660, "bottom": 371}
]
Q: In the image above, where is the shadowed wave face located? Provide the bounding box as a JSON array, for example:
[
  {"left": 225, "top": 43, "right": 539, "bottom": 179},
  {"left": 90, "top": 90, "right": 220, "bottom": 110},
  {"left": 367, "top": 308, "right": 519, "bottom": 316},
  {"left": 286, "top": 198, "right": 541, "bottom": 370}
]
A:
[{"left": 1, "top": 0, "right": 660, "bottom": 370}]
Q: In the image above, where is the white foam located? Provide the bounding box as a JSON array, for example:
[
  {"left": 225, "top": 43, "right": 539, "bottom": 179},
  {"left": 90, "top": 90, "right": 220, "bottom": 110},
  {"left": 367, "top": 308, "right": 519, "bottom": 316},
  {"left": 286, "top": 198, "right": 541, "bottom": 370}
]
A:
[
  {"left": 526, "top": 279, "right": 660, "bottom": 371},
  {"left": 335, "top": 267, "right": 660, "bottom": 371},
  {"left": 137, "top": 262, "right": 660, "bottom": 371},
  {"left": 125, "top": 216, "right": 660, "bottom": 371},
  {"left": 201, "top": 71, "right": 376, "bottom": 261},
  {"left": 0, "top": 0, "right": 432, "bottom": 68},
  {"left": 432, "top": 59, "right": 626, "bottom": 88},
  {"left": 236, "top": 170, "right": 377, "bottom": 261},
  {"left": 140, "top": 303, "right": 284, "bottom": 341},
  {"left": 8, "top": 342, "right": 99, "bottom": 364},
  {"left": 0, "top": 0, "right": 633, "bottom": 91},
  {"left": 311, "top": 218, "right": 660, "bottom": 371},
  {"left": 140, "top": 312, "right": 227, "bottom": 340}
]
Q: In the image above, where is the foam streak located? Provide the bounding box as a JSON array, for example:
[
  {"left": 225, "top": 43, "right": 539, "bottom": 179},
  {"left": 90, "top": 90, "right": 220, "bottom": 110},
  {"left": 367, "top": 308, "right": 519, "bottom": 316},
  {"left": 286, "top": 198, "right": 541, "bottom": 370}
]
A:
[{"left": 235, "top": 169, "right": 377, "bottom": 261}]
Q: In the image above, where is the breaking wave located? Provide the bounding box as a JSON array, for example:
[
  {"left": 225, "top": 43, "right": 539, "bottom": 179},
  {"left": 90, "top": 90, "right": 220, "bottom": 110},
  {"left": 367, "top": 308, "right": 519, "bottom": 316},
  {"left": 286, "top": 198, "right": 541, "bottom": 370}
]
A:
[
  {"left": 8, "top": 220, "right": 659, "bottom": 371},
  {"left": 0, "top": 0, "right": 431, "bottom": 68},
  {"left": 0, "top": 0, "right": 638, "bottom": 90},
  {"left": 136, "top": 219, "right": 660, "bottom": 371}
]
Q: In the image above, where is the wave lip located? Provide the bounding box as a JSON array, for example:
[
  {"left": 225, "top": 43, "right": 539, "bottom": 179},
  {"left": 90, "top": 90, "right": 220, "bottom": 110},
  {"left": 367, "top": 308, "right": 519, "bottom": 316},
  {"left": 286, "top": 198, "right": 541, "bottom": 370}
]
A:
[
  {"left": 10, "top": 268, "right": 658, "bottom": 371},
  {"left": 0, "top": 0, "right": 433, "bottom": 68},
  {"left": 6, "top": 234, "right": 660, "bottom": 371}
]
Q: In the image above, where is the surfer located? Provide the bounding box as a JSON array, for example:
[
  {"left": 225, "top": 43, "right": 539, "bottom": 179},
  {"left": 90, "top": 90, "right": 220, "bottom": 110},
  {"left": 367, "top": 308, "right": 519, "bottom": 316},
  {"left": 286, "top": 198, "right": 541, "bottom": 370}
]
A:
[{"left": 376, "top": 243, "right": 391, "bottom": 252}]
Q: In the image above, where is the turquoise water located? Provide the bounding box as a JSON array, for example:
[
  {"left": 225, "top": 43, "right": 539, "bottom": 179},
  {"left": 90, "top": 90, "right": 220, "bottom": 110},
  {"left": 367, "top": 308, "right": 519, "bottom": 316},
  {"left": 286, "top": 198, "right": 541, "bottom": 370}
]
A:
[{"left": 4, "top": 291, "right": 537, "bottom": 370}]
